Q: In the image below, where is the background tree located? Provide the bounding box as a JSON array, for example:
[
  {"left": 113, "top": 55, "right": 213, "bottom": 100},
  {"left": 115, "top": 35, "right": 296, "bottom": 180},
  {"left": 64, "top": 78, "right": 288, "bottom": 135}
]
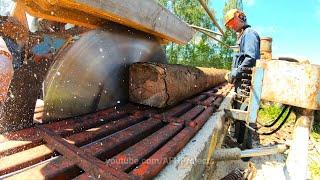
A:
[{"left": 158, "top": 0, "right": 242, "bottom": 69}]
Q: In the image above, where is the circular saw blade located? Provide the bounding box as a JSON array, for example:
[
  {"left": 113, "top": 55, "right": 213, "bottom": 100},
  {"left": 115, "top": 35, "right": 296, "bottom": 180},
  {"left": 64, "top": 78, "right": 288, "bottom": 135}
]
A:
[{"left": 43, "top": 27, "right": 167, "bottom": 121}]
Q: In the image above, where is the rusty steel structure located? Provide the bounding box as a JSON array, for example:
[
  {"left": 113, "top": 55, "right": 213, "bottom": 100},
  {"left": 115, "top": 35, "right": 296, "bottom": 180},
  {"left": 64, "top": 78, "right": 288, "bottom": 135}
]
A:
[{"left": 0, "top": 83, "right": 232, "bottom": 179}]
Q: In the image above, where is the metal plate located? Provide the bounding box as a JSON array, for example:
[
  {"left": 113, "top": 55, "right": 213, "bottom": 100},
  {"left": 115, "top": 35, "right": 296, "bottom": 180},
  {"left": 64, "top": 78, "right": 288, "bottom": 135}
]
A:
[
  {"left": 43, "top": 27, "right": 167, "bottom": 121},
  {"left": 258, "top": 60, "right": 320, "bottom": 110}
]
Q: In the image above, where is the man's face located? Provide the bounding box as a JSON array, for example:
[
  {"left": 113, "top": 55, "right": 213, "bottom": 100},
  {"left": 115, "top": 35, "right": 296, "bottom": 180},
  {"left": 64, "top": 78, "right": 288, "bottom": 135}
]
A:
[{"left": 226, "top": 16, "right": 244, "bottom": 32}]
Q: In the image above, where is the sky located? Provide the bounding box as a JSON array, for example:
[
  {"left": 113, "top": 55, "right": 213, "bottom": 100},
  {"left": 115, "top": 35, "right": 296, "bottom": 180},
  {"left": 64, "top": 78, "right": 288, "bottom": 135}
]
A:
[{"left": 210, "top": 0, "right": 320, "bottom": 65}]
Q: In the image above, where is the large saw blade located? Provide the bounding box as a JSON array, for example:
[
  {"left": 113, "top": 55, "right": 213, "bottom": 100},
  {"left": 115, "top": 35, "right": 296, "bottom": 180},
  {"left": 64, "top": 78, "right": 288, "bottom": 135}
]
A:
[{"left": 43, "top": 27, "right": 167, "bottom": 121}]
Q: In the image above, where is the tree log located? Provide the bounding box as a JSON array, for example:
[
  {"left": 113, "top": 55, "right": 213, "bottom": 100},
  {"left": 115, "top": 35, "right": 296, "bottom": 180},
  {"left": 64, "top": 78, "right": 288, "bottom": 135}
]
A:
[{"left": 129, "top": 63, "right": 228, "bottom": 108}]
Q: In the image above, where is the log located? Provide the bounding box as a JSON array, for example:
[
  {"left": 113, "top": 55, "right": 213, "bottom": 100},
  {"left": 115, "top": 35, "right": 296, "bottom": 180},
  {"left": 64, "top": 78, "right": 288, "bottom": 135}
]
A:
[
  {"left": 129, "top": 63, "right": 228, "bottom": 108},
  {"left": 22, "top": 0, "right": 195, "bottom": 44}
]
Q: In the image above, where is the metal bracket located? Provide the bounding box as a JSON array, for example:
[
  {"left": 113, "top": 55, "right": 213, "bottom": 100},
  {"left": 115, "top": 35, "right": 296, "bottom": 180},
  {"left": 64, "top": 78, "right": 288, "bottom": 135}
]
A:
[
  {"left": 224, "top": 109, "right": 248, "bottom": 121},
  {"left": 247, "top": 67, "right": 264, "bottom": 123},
  {"left": 212, "top": 144, "right": 289, "bottom": 161}
]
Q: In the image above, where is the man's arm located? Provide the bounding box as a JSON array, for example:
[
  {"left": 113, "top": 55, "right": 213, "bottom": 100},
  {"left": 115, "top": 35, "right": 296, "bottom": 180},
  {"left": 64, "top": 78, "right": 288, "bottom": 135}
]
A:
[
  {"left": 0, "top": 37, "right": 14, "bottom": 103},
  {"left": 231, "top": 31, "right": 260, "bottom": 78}
]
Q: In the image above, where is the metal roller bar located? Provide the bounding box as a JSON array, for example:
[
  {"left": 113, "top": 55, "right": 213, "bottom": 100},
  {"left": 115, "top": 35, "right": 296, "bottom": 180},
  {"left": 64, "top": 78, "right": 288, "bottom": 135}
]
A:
[
  {"left": 65, "top": 112, "right": 152, "bottom": 146},
  {"left": 0, "top": 144, "right": 56, "bottom": 175},
  {"left": 129, "top": 107, "right": 215, "bottom": 179},
  {"left": 0, "top": 139, "right": 43, "bottom": 158},
  {"left": 161, "top": 103, "right": 194, "bottom": 118},
  {"left": 107, "top": 124, "right": 184, "bottom": 171},
  {"left": 57, "top": 111, "right": 129, "bottom": 137}
]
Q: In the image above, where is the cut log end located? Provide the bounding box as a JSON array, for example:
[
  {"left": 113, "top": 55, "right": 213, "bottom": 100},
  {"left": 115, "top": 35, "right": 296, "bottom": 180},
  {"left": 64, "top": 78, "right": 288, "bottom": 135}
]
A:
[{"left": 129, "top": 63, "right": 169, "bottom": 108}]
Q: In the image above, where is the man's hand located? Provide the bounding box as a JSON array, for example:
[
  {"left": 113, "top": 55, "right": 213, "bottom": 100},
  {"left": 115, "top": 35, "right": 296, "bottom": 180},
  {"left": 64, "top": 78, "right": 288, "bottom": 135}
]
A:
[
  {"left": 225, "top": 72, "right": 234, "bottom": 84},
  {"left": 0, "top": 37, "right": 9, "bottom": 51},
  {"left": 0, "top": 37, "right": 13, "bottom": 103},
  {"left": 0, "top": 37, "right": 12, "bottom": 61}
]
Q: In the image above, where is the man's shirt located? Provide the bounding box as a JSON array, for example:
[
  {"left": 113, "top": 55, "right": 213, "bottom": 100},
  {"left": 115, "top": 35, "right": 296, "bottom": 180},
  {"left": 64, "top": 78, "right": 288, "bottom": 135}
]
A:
[{"left": 231, "top": 26, "right": 260, "bottom": 79}]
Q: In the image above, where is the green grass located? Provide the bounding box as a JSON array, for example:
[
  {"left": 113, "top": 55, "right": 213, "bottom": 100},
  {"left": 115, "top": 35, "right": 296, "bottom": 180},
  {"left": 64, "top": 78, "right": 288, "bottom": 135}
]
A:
[
  {"left": 310, "top": 161, "right": 320, "bottom": 179},
  {"left": 310, "top": 112, "right": 320, "bottom": 179},
  {"left": 311, "top": 111, "right": 320, "bottom": 141}
]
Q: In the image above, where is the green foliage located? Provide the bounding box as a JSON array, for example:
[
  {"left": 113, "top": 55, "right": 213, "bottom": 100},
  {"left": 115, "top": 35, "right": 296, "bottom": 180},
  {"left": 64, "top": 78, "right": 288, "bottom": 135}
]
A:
[
  {"left": 310, "top": 111, "right": 320, "bottom": 179},
  {"left": 258, "top": 104, "right": 283, "bottom": 122},
  {"left": 157, "top": 0, "right": 238, "bottom": 69},
  {"left": 310, "top": 161, "right": 320, "bottom": 179},
  {"left": 311, "top": 114, "right": 320, "bottom": 140},
  {"left": 219, "top": 29, "right": 235, "bottom": 67},
  {"left": 223, "top": 0, "right": 241, "bottom": 14}
]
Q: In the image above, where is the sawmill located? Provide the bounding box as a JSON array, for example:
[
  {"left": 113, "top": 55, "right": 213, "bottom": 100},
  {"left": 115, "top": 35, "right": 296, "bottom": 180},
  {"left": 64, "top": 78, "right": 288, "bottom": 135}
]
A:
[{"left": 0, "top": 0, "right": 319, "bottom": 179}]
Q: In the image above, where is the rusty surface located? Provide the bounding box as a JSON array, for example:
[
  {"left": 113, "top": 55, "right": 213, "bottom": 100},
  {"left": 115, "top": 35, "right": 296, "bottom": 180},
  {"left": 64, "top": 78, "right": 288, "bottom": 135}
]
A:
[
  {"left": 129, "top": 107, "right": 215, "bottom": 179},
  {"left": 0, "top": 144, "right": 56, "bottom": 175},
  {"left": 107, "top": 123, "right": 184, "bottom": 171},
  {"left": 0, "top": 83, "right": 232, "bottom": 179},
  {"left": 0, "top": 139, "right": 43, "bottom": 158},
  {"left": 38, "top": 126, "right": 132, "bottom": 180},
  {"left": 258, "top": 60, "right": 320, "bottom": 110},
  {"left": 65, "top": 114, "right": 148, "bottom": 146},
  {"left": 260, "top": 37, "right": 272, "bottom": 60}
]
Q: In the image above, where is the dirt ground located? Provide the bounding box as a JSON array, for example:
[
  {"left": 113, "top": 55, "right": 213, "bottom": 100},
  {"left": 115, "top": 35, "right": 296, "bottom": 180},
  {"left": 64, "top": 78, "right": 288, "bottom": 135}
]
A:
[{"left": 209, "top": 115, "right": 319, "bottom": 180}]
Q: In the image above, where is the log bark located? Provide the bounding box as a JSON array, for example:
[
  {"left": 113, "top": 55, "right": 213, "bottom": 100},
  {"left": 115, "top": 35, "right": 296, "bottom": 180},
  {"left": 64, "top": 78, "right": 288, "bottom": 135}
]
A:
[
  {"left": 129, "top": 63, "right": 228, "bottom": 108},
  {"left": 22, "top": 0, "right": 195, "bottom": 44}
]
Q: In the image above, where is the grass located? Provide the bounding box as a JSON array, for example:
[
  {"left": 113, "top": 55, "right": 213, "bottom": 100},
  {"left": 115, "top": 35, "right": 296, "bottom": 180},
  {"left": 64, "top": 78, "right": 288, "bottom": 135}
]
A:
[
  {"left": 310, "top": 161, "right": 320, "bottom": 179},
  {"left": 311, "top": 111, "right": 320, "bottom": 141},
  {"left": 310, "top": 111, "right": 320, "bottom": 179},
  {"left": 258, "top": 104, "right": 320, "bottom": 179}
]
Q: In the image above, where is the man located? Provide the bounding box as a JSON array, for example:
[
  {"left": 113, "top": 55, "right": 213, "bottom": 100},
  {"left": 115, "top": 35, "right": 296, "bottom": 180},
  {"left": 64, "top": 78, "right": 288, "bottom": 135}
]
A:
[
  {"left": 224, "top": 9, "right": 260, "bottom": 150},
  {"left": 0, "top": 37, "right": 14, "bottom": 106}
]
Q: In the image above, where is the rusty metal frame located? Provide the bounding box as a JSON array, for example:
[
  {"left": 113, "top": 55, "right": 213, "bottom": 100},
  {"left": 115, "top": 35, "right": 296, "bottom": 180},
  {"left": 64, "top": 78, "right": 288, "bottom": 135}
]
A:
[
  {"left": 37, "top": 126, "right": 133, "bottom": 180},
  {"left": 0, "top": 83, "right": 232, "bottom": 179}
]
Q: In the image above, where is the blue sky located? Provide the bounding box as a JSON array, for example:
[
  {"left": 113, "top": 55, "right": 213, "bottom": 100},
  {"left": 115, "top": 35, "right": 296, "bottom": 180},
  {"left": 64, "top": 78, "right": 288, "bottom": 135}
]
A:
[{"left": 210, "top": 0, "right": 320, "bottom": 65}]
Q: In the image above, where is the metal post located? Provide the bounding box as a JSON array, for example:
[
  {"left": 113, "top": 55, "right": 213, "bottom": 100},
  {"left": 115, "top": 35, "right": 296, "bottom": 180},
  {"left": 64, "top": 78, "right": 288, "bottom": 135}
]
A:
[
  {"left": 247, "top": 67, "right": 264, "bottom": 124},
  {"left": 285, "top": 109, "right": 314, "bottom": 180}
]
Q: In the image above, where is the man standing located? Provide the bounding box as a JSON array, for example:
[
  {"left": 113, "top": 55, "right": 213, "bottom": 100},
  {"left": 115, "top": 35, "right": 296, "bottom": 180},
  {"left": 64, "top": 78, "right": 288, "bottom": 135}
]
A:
[{"left": 224, "top": 9, "right": 260, "bottom": 150}]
